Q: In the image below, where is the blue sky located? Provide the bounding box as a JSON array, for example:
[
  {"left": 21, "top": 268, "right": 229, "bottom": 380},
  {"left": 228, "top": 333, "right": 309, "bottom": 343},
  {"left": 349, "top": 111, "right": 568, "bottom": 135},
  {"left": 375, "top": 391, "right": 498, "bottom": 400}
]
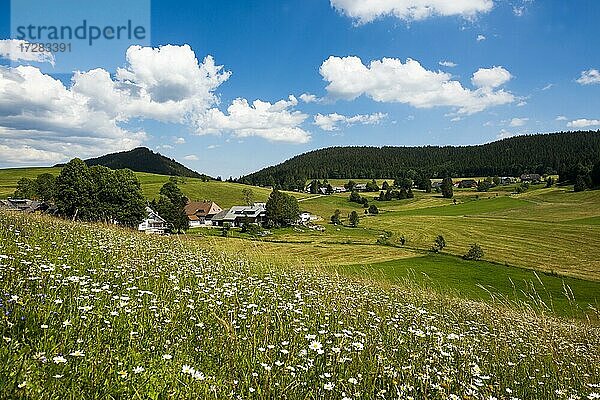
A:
[{"left": 0, "top": 0, "right": 599, "bottom": 178}]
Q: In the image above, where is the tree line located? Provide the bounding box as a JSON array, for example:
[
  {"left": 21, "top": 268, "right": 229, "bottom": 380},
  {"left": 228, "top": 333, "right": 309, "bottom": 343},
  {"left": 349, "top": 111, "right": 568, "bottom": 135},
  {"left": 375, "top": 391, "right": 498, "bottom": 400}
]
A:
[
  {"left": 13, "top": 159, "right": 302, "bottom": 232},
  {"left": 13, "top": 158, "right": 190, "bottom": 231},
  {"left": 15, "top": 158, "right": 146, "bottom": 227},
  {"left": 238, "top": 131, "right": 600, "bottom": 190}
]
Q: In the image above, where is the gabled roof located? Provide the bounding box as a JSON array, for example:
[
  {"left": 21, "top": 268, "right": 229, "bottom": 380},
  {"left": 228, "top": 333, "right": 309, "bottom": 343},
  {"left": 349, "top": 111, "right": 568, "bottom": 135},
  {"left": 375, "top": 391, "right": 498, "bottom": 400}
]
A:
[
  {"left": 184, "top": 201, "right": 222, "bottom": 217},
  {"left": 220, "top": 204, "right": 266, "bottom": 221},
  {"left": 0, "top": 198, "right": 42, "bottom": 212},
  {"left": 145, "top": 206, "right": 166, "bottom": 223},
  {"left": 211, "top": 209, "right": 229, "bottom": 221},
  {"left": 520, "top": 173, "right": 541, "bottom": 179},
  {"left": 212, "top": 203, "right": 266, "bottom": 222}
]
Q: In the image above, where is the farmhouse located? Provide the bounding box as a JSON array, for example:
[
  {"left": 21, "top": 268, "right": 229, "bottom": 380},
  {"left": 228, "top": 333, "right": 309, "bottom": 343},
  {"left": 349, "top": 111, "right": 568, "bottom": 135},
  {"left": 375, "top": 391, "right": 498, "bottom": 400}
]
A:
[
  {"left": 332, "top": 186, "right": 347, "bottom": 193},
  {"left": 354, "top": 183, "right": 367, "bottom": 191},
  {"left": 520, "top": 173, "right": 541, "bottom": 182},
  {"left": 298, "top": 211, "right": 318, "bottom": 224},
  {"left": 0, "top": 198, "right": 44, "bottom": 213},
  {"left": 457, "top": 179, "right": 477, "bottom": 188},
  {"left": 184, "top": 200, "right": 223, "bottom": 227},
  {"left": 138, "top": 207, "right": 167, "bottom": 234},
  {"left": 500, "top": 177, "right": 515, "bottom": 185},
  {"left": 212, "top": 203, "right": 267, "bottom": 227}
]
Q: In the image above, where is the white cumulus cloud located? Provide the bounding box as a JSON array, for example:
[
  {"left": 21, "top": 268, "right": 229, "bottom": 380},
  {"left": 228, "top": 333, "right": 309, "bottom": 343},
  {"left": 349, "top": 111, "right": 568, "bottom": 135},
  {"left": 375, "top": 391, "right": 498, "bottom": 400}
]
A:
[
  {"left": 513, "top": 6, "right": 525, "bottom": 16},
  {"left": 439, "top": 60, "right": 457, "bottom": 68},
  {"left": 0, "top": 65, "right": 146, "bottom": 166},
  {"left": 497, "top": 129, "right": 516, "bottom": 139},
  {"left": 299, "top": 93, "right": 320, "bottom": 103},
  {"left": 509, "top": 117, "right": 528, "bottom": 127},
  {"left": 183, "top": 154, "right": 198, "bottom": 161},
  {"left": 576, "top": 69, "right": 600, "bottom": 85},
  {"left": 195, "top": 95, "right": 311, "bottom": 143},
  {"left": 476, "top": 34, "right": 487, "bottom": 41},
  {"left": 330, "top": 0, "right": 493, "bottom": 24},
  {"left": 112, "top": 44, "right": 231, "bottom": 122},
  {"left": 567, "top": 119, "right": 600, "bottom": 129},
  {"left": 0, "top": 39, "right": 55, "bottom": 65},
  {"left": 319, "top": 56, "right": 514, "bottom": 115},
  {"left": 471, "top": 66, "right": 512, "bottom": 88},
  {"left": 314, "top": 112, "right": 387, "bottom": 131},
  {"left": 0, "top": 44, "right": 233, "bottom": 166}
]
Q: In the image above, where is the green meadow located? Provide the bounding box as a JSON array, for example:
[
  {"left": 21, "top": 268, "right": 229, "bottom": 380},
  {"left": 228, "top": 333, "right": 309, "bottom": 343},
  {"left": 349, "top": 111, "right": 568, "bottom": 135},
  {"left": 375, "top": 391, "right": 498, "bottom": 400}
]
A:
[
  {"left": 1, "top": 212, "right": 598, "bottom": 398},
  {"left": 186, "top": 184, "right": 600, "bottom": 319},
  {"left": 0, "top": 167, "right": 62, "bottom": 199},
  {"left": 2, "top": 168, "right": 600, "bottom": 319},
  {"left": 0, "top": 168, "right": 308, "bottom": 208},
  {"left": 1, "top": 168, "right": 600, "bottom": 399}
]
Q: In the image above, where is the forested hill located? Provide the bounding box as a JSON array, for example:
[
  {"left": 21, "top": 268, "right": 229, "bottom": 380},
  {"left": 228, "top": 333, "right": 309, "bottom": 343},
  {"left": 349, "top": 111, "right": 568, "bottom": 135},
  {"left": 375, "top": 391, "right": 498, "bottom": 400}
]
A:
[
  {"left": 239, "top": 131, "right": 600, "bottom": 190},
  {"left": 74, "top": 147, "right": 210, "bottom": 179}
]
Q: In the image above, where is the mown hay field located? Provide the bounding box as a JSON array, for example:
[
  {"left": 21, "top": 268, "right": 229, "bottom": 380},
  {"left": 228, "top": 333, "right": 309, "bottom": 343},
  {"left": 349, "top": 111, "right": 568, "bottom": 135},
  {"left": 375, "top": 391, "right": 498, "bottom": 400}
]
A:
[{"left": 294, "top": 188, "right": 600, "bottom": 281}]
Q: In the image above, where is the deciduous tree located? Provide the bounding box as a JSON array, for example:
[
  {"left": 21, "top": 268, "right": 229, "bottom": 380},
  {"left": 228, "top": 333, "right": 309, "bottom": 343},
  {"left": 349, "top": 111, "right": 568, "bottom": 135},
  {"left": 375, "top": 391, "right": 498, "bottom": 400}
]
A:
[
  {"left": 348, "top": 210, "right": 359, "bottom": 227},
  {"left": 266, "top": 189, "right": 300, "bottom": 227},
  {"left": 441, "top": 177, "right": 453, "bottom": 199}
]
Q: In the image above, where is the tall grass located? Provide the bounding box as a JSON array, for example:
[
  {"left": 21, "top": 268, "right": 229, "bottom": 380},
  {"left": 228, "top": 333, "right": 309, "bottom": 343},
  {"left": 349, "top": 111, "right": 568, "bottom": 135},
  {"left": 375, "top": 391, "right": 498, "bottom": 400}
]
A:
[{"left": 1, "top": 212, "right": 599, "bottom": 399}]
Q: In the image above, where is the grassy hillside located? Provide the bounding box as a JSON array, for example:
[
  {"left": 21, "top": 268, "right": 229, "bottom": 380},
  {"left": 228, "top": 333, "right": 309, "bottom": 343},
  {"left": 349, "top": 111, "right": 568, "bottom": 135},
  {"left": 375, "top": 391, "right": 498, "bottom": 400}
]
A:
[
  {"left": 185, "top": 233, "right": 600, "bottom": 318},
  {"left": 0, "top": 167, "right": 61, "bottom": 198},
  {"left": 1, "top": 212, "right": 598, "bottom": 398},
  {"left": 186, "top": 184, "right": 600, "bottom": 309},
  {"left": 135, "top": 172, "right": 312, "bottom": 207},
  {"left": 283, "top": 187, "right": 600, "bottom": 281},
  {"left": 135, "top": 172, "right": 275, "bottom": 208},
  {"left": 339, "top": 254, "right": 600, "bottom": 317},
  {"left": 2, "top": 167, "right": 600, "bottom": 306},
  {"left": 0, "top": 168, "right": 308, "bottom": 208}
]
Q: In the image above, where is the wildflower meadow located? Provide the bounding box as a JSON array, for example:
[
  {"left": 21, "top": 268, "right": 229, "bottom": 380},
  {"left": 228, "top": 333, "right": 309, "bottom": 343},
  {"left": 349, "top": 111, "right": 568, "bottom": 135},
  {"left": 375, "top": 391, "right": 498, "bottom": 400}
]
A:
[{"left": 1, "top": 212, "right": 599, "bottom": 399}]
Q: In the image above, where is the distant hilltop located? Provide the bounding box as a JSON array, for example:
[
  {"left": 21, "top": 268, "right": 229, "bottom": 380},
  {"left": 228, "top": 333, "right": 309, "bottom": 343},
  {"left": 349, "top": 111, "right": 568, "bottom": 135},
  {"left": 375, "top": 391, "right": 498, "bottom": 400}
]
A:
[
  {"left": 239, "top": 130, "right": 600, "bottom": 190},
  {"left": 55, "top": 147, "right": 211, "bottom": 180}
]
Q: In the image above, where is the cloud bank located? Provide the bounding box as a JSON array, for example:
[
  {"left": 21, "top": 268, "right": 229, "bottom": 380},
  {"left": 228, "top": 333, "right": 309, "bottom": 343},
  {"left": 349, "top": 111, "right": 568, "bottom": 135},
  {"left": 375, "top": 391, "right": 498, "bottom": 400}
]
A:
[
  {"left": 0, "top": 39, "right": 55, "bottom": 65},
  {"left": 330, "top": 0, "right": 493, "bottom": 24},
  {"left": 196, "top": 96, "right": 311, "bottom": 143},
  {"left": 567, "top": 119, "right": 600, "bottom": 128},
  {"left": 319, "top": 56, "right": 514, "bottom": 115},
  {"left": 0, "top": 42, "right": 314, "bottom": 165},
  {"left": 314, "top": 112, "right": 387, "bottom": 131}
]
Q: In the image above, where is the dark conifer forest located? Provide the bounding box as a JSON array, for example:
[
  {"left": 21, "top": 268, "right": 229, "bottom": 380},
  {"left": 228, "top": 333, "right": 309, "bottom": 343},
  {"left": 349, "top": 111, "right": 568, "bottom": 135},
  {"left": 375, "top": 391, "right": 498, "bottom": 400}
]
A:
[
  {"left": 238, "top": 131, "right": 600, "bottom": 190},
  {"left": 56, "top": 147, "right": 211, "bottom": 180}
]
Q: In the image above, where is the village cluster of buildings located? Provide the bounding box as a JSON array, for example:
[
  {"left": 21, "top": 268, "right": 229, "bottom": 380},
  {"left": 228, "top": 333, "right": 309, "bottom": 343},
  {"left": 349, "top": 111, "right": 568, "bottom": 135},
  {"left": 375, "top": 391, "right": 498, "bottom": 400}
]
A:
[
  {"left": 305, "top": 183, "right": 375, "bottom": 195},
  {"left": 138, "top": 200, "right": 317, "bottom": 234},
  {"left": 0, "top": 173, "right": 544, "bottom": 234},
  {"left": 438, "top": 174, "right": 542, "bottom": 189},
  {"left": 0, "top": 196, "right": 318, "bottom": 235},
  {"left": 305, "top": 174, "right": 543, "bottom": 194},
  {"left": 136, "top": 201, "right": 269, "bottom": 234}
]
